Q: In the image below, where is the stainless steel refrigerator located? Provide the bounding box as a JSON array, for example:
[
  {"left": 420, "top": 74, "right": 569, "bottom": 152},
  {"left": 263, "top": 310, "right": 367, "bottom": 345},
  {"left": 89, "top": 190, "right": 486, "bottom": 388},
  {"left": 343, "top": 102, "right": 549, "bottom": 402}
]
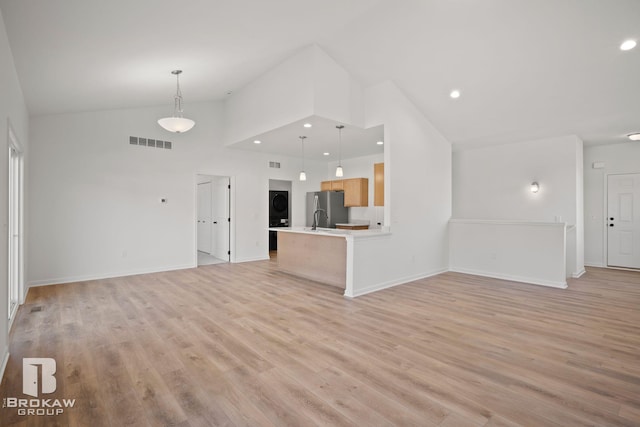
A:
[{"left": 306, "top": 191, "right": 348, "bottom": 228}]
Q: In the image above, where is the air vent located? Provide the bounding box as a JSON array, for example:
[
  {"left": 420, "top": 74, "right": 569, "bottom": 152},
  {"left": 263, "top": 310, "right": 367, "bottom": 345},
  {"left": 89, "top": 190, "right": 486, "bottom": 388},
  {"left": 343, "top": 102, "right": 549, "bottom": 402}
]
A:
[
  {"left": 129, "top": 136, "right": 172, "bottom": 149},
  {"left": 269, "top": 161, "right": 281, "bottom": 169}
]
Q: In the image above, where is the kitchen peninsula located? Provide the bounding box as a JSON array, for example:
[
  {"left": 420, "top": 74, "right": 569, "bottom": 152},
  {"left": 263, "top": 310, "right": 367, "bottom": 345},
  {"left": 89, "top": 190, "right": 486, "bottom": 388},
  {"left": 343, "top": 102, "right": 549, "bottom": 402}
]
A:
[{"left": 269, "top": 226, "right": 391, "bottom": 297}]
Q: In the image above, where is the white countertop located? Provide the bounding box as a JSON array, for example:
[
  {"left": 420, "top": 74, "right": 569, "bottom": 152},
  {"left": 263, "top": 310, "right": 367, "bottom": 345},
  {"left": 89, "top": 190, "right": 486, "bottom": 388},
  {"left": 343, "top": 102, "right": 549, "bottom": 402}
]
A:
[{"left": 269, "top": 226, "right": 390, "bottom": 238}]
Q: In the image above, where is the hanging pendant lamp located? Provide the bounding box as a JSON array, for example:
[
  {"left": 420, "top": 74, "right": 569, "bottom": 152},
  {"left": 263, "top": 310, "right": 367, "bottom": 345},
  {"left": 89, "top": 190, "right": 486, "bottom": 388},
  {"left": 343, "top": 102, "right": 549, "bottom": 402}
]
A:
[
  {"left": 299, "top": 136, "right": 307, "bottom": 181},
  {"left": 335, "top": 125, "right": 344, "bottom": 177},
  {"left": 157, "top": 70, "right": 195, "bottom": 133}
]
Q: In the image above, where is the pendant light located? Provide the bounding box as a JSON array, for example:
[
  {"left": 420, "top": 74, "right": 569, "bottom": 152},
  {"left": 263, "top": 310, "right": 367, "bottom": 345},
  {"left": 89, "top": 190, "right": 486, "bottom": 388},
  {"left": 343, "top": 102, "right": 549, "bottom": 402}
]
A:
[
  {"left": 299, "top": 136, "right": 307, "bottom": 181},
  {"left": 157, "top": 70, "right": 195, "bottom": 133},
  {"left": 336, "top": 125, "right": 344, "bottom": 177}
]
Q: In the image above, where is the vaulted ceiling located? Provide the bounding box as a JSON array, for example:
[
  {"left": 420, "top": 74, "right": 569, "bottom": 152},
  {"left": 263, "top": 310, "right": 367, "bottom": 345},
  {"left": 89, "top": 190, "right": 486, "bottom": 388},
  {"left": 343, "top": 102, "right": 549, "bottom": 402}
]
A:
[{"left": 1, "top": 0, "right": 638, "bottom": 149}]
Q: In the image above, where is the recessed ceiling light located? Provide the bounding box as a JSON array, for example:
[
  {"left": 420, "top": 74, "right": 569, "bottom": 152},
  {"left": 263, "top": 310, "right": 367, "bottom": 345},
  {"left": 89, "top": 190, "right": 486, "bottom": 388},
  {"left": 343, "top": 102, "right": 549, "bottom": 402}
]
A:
[
  {"left": 376, "top": 141, "right": 384, "bottom": 145},
  {"left": 253, "top": 140, "right": 261, "bottom": 144},
  {"left": 628, "top": 133, "right": 640, "bottom": 141},
  {"left": 303, "top": 123, "right": 312, "bottom": 128},
  {"left": 450, "top": 90, "right": 461, "bottom": 99},
  {"left": 620, "top": 39, "right": 637, "bottom": 51},
  {"left": 323, "top": 152, "right": 330, "bottom": 156}
]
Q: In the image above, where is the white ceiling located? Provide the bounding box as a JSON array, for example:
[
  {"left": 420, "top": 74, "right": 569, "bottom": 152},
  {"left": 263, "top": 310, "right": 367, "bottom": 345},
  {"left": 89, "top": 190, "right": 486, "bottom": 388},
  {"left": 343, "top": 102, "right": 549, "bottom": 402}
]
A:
[
  {"left": 1, "top": 0, "right": 639, "bottom": 150},
  {"left": 231, "top": 116, "right": 384, "bottom": 162}
]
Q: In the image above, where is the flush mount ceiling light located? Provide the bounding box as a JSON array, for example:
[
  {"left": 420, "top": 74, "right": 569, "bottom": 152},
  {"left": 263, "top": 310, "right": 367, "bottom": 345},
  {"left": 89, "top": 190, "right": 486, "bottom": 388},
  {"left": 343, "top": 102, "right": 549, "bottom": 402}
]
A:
[
  {"left": 323, "top": 152, "right": 330, "bottom": 156},
  {"left": 450, "top": 89, "right": 461, "bottom": 99},
  {"left": 335, "top": 125, "right": 344, "bottom": 177},
  {"left": 530, "top": 182, "right": 540, "bottom": 193},
  {"left": 303, "top": 123, "right": 312, "bottom": 128},
  {"left": 628, "top": 133, "right": 640, "bottom": 141},
  {"left": 377, "top": 141, "right": 384, "bottom": 145},
  {"left": 620, "top": 39, "right": 637, "bottom": 51},
  {"left": 299, "top": 136, "right": 307, "bottom": 181},
  {"left": 157, "top": 70, "right": 195, "bottom": 133},
  {"left": 253, "top": 140, "right": 261, "bottom": 144}
]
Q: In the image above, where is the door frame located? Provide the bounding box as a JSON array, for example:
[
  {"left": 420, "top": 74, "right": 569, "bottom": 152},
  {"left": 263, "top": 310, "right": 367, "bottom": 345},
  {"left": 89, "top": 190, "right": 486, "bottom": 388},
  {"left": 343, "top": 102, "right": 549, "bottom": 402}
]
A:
[
  {"left": 194, "top": 174, "right": 234, "bottom": 265},
  {"left": 7, "top": 120, "right": 24, "bottom": 330},
  {"left": 603, "top": 172, "right": 640, "bottom": 269}
]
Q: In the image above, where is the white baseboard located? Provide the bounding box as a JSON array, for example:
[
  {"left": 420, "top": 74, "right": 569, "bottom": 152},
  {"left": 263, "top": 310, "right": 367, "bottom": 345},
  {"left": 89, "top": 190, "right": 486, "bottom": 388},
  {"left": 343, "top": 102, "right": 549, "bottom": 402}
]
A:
[
  {"left": 572, "top": 268, "right": 587, "bottom": 279},
  {"left": 27, "top": 263, "right": 195, "bottom": 288},
  {"left": 233, "top": 256, "right": 270, "bottom": 263},
  {"left": 347, "top": 268, "right": 449, "bottom": 298},
  {"left": 0, "top": 348, "right": 9, "bottom": 384},
  {"left": 584, "top": 262, "right": 605, "bottom": 268},
  {"left": 449, "top": 267, "right": 568, "bottom": 289}
]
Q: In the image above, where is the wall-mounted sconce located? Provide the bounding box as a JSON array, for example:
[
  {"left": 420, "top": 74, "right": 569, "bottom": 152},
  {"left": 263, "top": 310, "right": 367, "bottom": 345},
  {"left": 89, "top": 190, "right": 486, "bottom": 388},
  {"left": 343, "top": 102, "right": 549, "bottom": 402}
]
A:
[{"left": 530, "top": 182, "right": 540, "bottom": 193}]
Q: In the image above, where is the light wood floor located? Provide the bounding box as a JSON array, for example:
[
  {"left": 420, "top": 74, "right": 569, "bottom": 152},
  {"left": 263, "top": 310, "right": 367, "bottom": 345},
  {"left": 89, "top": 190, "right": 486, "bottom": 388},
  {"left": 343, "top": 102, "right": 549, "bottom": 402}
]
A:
[{"left": 1, "top": 262, "right": 639, "bottom": 426}]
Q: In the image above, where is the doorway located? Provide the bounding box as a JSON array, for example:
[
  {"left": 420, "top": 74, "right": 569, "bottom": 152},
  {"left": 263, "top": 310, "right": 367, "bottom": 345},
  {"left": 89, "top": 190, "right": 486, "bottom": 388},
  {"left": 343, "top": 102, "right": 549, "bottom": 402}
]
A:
[
  {"left": 196, "top": 175, "right": 231, "bottom": 266},
  {"left": 7, "top": 124, "right": 24, "bottom": 328},
  {"left": 268, "top": 179, "right": 292, "bottom": 259},
  {"left": 607, "top": 173, "right": 640, "bottom": 269}
]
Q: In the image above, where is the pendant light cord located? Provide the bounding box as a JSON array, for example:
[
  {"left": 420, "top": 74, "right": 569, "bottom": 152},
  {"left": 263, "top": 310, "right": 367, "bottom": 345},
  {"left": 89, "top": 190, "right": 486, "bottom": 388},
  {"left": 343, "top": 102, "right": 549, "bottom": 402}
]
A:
[
  {"left": 173, "top": 71, "right": 184, "bottom": 117},
  {"left": 300, "top": 136, "right": 306, "bottom": 170},
  {"left": 337, "top": 125, "right": 344, "bottom": 167}
]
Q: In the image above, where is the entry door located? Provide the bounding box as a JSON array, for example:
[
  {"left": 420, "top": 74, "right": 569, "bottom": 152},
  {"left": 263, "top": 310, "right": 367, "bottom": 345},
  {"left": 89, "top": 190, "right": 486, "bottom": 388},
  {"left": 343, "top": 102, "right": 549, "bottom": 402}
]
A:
[
  {"left": 197, "top": 182, "right": 213, "bottom": 254},
  {"left": 607, "top": 173, "right": 640, "bottom": 269},
  {"left": 212, "top": 177, "right": 230, "bottom": 261}
]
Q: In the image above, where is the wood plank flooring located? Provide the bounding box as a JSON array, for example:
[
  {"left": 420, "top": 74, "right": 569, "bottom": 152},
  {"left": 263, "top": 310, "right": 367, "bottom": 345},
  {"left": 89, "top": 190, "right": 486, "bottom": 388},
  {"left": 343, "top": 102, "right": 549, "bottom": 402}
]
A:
[{"left": 1, "top": 262, "right": 639, "bottom": 426}]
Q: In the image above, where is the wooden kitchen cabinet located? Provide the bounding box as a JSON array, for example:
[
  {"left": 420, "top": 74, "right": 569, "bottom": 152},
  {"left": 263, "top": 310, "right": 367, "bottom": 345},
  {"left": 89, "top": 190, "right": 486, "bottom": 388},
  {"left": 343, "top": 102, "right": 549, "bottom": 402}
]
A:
[
  {"left": 343, "top": 178, "right": 368, "bottom": 207},
  {"left": 321, "top": 178, "right": 368, "bottom": 207},
  {"left": 320, "top": 180, "right": 344, "bottom": 191},
  {"left": 374, "top": 162, "right": 384, "bottom": 206}
]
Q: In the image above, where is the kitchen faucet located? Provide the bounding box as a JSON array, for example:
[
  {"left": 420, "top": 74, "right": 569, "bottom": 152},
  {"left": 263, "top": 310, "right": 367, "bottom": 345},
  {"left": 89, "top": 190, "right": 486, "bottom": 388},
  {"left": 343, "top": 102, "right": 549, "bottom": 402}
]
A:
[{"left": 312, "top": 208, "right": 328, "bottom": 230}]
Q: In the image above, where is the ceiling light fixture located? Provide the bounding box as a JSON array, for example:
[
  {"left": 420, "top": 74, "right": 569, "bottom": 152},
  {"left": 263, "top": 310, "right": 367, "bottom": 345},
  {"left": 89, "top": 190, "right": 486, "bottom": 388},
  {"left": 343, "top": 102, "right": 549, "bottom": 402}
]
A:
[
  {"left": 450, "top": 89, "right": 461, "bottom": 99},
  {"left": 299, "top": 136, "right": 307, "bottom": 181},
  {"left": 303, "top": 123, "right": 312, "bottom": 128},
  {"left": 254, "top": 140, "right": 261, "bottom": 144},
  {"left": 323, "top": 152, "right": 330, "bottom": 156},
  {"left": 377, "top": 141, "right": 384, "bottom": 145},
  {"left": 628, "top": 133, "right": 640, "bottom": 141},
  {"left": 336, "top": 125, "right": 344, "bottom": 177},
  {"left": 620, "top": 39, "right": 637, "bottom": 51},
  {"left": 158, "top": 70, "right": 195, "bottom": 133},
  {"left": 530, "top": 182, "right": 540, "bottom": 193}
]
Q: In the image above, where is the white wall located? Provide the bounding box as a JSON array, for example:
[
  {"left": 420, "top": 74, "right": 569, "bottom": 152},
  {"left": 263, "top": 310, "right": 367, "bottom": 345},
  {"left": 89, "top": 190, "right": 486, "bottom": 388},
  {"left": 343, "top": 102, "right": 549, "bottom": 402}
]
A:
[
  {"left": 0, "top": 8, "right": 29, "bottom": 377},
  {"left": 27, "top": 101, "right": 326, "bottom": 286},
  {"left": 450, "top": 220, "right": 567, "bottom": 288},
  {"left": 452, "top": 135, "right": 585, "bottom": 277},
  {"left": 327, "top": 153, "right": 384, "bottom": 228},
  {"left": 223, "top": 45, "right": 362, "bottom": 145},
  {"left": 348, "top": 81, "right": 451, "bottom": 296},
  {"left": 584, "top": 142, "right": 640, "bottom": 267}
]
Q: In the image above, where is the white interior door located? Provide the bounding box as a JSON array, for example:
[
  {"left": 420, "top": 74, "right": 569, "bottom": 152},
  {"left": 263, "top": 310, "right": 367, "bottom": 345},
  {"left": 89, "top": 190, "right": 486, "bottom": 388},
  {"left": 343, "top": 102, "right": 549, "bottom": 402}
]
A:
[
  {"left": 607, "top": 173, "right": 640, "bottom": 269},
  {"left": 7, "top": 126, "right": 24, "bottom": 325},
  {"left": 212, "top": 177, "right": 230, "bottom": 261},
  {"left": 197, "top": 182, "right": 213, "bottom": 254}
]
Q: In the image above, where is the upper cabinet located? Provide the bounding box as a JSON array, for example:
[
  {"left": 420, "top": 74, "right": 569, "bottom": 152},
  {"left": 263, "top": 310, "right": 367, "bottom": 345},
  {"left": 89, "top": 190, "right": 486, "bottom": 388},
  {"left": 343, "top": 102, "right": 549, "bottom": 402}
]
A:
[
  {"left": 321, "top": 178, "right": 368, "bottom": 207},
  {"left": 321, "top": 180, "right": 344, "bottom": 191},
  {"left": 374, "top": 163, "right": 384, "bottom": 206},
  {"left": 343, "top": 178, "right": 368, "bottom": 207}
]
